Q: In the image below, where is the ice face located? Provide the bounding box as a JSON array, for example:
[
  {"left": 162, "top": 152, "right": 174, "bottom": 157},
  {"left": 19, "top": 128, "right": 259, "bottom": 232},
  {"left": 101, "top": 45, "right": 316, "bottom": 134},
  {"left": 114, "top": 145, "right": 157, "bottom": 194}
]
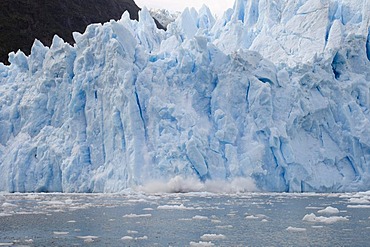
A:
[{"left": 0, "top": 0, "right": 369, "bottom": 193}]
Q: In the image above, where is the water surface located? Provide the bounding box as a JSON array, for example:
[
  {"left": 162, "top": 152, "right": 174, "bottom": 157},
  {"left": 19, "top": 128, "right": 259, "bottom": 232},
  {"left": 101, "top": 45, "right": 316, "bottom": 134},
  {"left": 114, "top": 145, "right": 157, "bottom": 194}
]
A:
[{"left": 1, "top": 192, "right": 370, "bottom": 246}]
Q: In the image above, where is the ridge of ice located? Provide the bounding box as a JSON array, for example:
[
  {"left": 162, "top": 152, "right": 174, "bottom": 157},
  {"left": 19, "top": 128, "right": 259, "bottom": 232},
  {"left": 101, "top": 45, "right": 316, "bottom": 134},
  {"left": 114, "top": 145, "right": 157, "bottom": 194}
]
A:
[
  {"left": 0, "top": 0, "right": 369, "bottom": 193},
  {"left": 149, "top": 9, "right": 180, "bottom": 28}
]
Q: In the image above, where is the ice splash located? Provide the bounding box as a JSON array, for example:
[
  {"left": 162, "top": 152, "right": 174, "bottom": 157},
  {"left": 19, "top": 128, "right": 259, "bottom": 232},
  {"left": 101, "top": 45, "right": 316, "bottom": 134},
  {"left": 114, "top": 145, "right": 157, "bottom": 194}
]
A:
[{"left": 137, "top": 176, "right": 257, "bottom": 193}]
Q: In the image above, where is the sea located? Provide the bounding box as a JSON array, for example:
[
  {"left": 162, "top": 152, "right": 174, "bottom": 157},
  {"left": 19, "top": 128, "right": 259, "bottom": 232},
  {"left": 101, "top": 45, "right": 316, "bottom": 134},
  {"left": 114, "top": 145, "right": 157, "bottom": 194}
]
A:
[{"left": 1, "top": 192, "right": 370, "bottom": 246}]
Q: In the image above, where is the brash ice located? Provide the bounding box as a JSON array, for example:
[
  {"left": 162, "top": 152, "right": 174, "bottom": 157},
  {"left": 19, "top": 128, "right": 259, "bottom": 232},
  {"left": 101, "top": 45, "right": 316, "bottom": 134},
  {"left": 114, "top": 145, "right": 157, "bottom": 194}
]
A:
[{"left": 0, "top": 0, "right": 369, "bottom": 192}]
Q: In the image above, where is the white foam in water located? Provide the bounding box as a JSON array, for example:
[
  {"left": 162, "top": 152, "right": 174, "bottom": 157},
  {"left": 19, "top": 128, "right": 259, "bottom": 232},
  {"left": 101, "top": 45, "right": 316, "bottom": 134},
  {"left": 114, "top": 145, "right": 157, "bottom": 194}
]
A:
[
  {"left": 122, "top": 214, "right": 152, "bottom": 218},
  {"left": 0, "top": 244, "right": 13, "bottom": 246},
  {"left": 216, "top": 225, "right": 233, "bottom": 229},
  {"left": 65, "top": 199, "right": 73, "bottom": 204},
  {"left": 157, "top": 204, "right": 194, "bottom": 210},
  {"left": 135, "top": 236, "right": 148, "bottom": 240},
  {"left": 77, "top": 236, "right": 99, "bottom": 239},
  {"left": 200, "top": 234, "right": 226, "bottom": 240},
  {"left": 0, "top": 213, "right": 12, "bottom": 217},
  {"left": 286, "top": 227, "right": 307, "bottom": 232},
  {"left": 16, "top": 212, "right": 34, "bottom": 215},
  {"left": 305, "top": 207, "right": 323, "bottom": 210},
  {"left": 347, "top": 205, "right": 370, "bottom": 208},
  {"left": 121, "top": 236, "right": 134, "bottom": 240},
  {"left": 178, "top": 218, "right": 192, "bottom": 221},
  {"left": 256, "top": 214, "right": 268, "bottom": 218},
  {"left": 38, "top": 200, "right": 65, "bottom": 206},
  {"left": 317, "top": 206, "right": 340, "bottom": 214},
  {"left": 53, "top": 232, "right": 69, "bottom": 235},
  {"left": 128, "top": 199, "right": 147, "bottom": 203},
  {"left": 302, "top": 213, "right": 349, "bottom": 224},
  {"left": 2, "top": 203, "right": 17, "bottom": 208},
  {"left": 348, "top": 198, "right": 370, "bottom": 204},
  {"left": 127, "top": 230, "right": 138, "bottom": 234},
  {"left": 192, "top": 215, "right": 208, "bottom": 220},
  {"left": 189, "top": 241, "right": 215, "bottom": 246},
  {"left": 312, "top": 226, "right": 324, "bottom": 229},
  {"left": 77, "top": 236, "right": 99, "bottom": 243}
]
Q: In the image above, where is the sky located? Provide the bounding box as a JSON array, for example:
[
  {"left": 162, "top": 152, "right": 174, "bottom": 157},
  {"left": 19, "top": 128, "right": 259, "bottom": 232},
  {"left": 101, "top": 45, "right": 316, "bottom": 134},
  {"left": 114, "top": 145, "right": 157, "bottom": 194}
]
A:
[{"left": 135, "top": 0, "right": 235, "bottom": 17}]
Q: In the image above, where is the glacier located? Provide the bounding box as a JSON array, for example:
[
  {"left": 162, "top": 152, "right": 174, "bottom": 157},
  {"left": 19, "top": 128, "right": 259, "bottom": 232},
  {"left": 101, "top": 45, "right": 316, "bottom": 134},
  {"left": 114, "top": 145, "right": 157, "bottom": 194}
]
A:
[{"left": 0, "top": 0, "right": 369, "bottom": 193}]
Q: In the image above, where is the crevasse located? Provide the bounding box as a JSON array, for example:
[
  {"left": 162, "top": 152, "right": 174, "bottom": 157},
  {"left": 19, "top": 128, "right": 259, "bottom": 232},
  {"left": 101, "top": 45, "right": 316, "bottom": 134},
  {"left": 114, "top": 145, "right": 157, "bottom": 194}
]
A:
[{"left": 0, "top": 0, "right": 369, "bottom": 193}]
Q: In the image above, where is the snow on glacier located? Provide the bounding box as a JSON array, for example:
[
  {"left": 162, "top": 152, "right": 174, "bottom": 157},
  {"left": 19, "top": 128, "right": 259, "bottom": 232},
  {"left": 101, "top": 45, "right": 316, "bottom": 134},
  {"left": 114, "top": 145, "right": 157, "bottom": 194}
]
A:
[
  {"left": 0, "top": 0, "right": 369, "bottom": 193},
  {"left": 149, "top": 8, "right": 180, "bottom": 28}
]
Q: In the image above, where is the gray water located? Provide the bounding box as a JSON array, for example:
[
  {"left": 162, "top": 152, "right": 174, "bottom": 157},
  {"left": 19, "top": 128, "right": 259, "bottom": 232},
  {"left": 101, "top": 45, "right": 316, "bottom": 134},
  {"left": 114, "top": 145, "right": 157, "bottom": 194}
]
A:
[{"left": 1, "top": 192, "right": 370, "bottom": 246}]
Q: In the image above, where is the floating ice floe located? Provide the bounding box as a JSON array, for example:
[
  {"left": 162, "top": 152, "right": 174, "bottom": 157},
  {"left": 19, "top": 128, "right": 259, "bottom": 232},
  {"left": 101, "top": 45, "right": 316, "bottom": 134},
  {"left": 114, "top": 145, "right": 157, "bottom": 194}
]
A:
[
  {"left": 200, "top": 234, "right": 226, "bottom": 240},
  {"left": 122, "top": 213, "right": 152, "bottom": 218},
  {"left": 286, "top": 226, "right": 307, "bottom": 232},
  {"left": 317, "top": 206, "right": 340, "bottom": 214},
  {"left": 347, "top": 205, "right": 370, "bottom": 208},
  {"left": 302, "top": 213, "right": 348, "bottom": 224},
  {"left": 157, "top": 204, "right": 195, "bottom": 210},
  {"left": 121, "top": 236, "right": 133, "bottom": 240},
  {"left": 53, "top": 231, "right": 69, "bottom": 235},
  {"left": 189, "top": 241, "right": 215, "bottom": 246},
  {"left": 192, "top": 215, "right": 209, "bottom": 220},
  {"left": 77, "top": 235, "right": 99, "bottom": 243}
]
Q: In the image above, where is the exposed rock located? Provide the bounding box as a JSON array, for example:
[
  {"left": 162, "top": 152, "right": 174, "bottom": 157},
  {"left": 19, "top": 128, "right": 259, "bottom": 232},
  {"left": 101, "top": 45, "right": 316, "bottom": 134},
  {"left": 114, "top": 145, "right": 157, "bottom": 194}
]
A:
[{"left": 0, "top": 0, "right": 163, "bottom": 64}]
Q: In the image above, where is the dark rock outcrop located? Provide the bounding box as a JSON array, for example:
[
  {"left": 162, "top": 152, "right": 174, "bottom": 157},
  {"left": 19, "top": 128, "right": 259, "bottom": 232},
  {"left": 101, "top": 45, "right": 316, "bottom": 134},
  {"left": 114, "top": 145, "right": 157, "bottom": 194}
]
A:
[{"left": 0, "top": 0, "right": 163, "bottom": 64}]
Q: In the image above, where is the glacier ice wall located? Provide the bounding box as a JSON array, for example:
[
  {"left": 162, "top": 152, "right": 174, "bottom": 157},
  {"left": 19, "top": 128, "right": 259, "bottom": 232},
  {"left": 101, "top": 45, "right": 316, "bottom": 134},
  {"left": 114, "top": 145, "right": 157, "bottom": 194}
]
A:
[{"left": 0, "top": 0, "right": 369, "bottom": 192}]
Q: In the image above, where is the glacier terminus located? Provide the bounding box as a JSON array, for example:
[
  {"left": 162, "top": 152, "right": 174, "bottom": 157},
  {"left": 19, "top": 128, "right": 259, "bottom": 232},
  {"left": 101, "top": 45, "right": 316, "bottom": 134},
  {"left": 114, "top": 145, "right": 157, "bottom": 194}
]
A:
[{"left": 0, "top": 0, "right": 369, "bottom": 193}]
